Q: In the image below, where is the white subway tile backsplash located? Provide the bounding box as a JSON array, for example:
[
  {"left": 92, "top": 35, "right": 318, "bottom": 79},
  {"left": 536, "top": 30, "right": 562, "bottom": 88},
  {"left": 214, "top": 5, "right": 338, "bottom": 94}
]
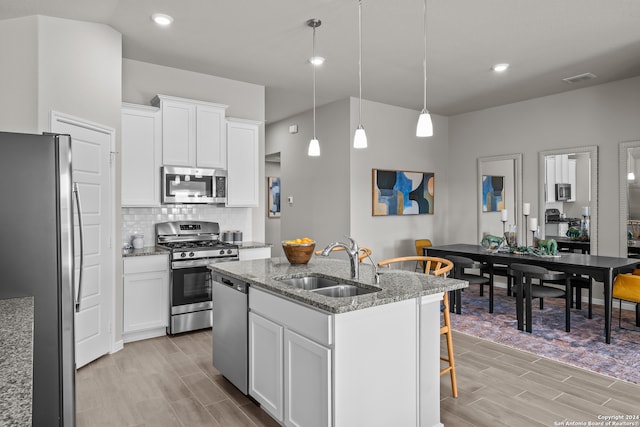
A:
[{"left": 121, "top": 205, "right": 252, "bottom": 248}]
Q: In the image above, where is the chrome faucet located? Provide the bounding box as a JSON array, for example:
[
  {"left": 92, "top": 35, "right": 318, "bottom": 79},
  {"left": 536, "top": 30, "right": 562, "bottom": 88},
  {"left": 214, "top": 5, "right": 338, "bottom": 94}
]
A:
[{"left": 321, "top": 236, "right": 361, "bottom": 279}]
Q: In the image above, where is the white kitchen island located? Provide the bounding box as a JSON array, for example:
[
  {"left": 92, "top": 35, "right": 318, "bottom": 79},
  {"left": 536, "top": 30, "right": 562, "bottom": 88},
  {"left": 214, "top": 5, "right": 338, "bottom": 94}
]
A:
[{"left": 209, "top": 257, "right": 467, "bottom": 427}]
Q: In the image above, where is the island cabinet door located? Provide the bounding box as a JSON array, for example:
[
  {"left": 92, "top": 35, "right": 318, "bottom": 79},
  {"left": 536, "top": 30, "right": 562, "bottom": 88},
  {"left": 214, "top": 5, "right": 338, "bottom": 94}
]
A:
[
  {"left": 284, "top": 329, "right": 331, "bottom": 427},
  {"left": 249, "top": 312, "right": 284, "bottom": 422}
]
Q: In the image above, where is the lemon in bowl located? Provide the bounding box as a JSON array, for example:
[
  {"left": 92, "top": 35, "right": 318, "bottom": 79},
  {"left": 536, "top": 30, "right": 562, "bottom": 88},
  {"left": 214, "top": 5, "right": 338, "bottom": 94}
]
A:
[{"left": 282, "top": 237, "right": 315, "bottom": 264}]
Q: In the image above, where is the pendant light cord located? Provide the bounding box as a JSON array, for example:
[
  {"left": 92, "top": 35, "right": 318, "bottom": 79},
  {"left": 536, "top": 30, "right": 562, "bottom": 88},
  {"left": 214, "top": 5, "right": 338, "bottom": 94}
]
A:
[
  {"left": 422, "top": 0, "right": 427, "bottom": 112},
  {"left": 313, "top": 25, "right": 317, "bottom": 139},
  {"left": 358, "top": 0, "right": 363, "bottom": 125}
]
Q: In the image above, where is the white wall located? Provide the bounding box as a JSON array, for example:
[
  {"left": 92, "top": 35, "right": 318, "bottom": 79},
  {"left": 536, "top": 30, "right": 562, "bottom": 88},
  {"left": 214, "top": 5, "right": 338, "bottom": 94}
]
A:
[
  {"left": 449, "top": 76, "right": 640, "bottom": 257},
  {"left": 266, "top": 98, "right": 351, "bottom": 253},
  {"left": 37, "top": 16, "right": 122, "bottom": 133},
  {"left": 122, "top": 59, "right": 267, "bottom": 242},
  {"left": 0, "top": 15, "right": 124, "bottom": 341},
  {"left": 349, "top": 98, "right": 449, "bottom": 263},
  {"left": 267, "top": 97, "right": 450, "bottom": 264},
  {"left": 0, "top": 17, "right": 38, "bottom": 132}
]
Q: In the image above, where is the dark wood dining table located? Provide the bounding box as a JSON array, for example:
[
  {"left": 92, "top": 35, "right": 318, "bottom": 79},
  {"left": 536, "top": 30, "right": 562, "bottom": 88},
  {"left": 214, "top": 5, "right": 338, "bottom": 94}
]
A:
[{"left": 425, "top": 243, "right": 639, "bottom": 344}]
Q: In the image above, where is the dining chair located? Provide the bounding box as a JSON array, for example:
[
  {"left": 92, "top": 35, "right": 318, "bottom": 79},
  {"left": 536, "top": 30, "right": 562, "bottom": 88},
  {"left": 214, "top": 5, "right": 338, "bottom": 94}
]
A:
[
  {"left": 444, "top": 255, "right": 492, "bottom": 314},
  {"left": 612, "top": 273, "right": 640, "bottom": 329},
  {"left": 414, "top": 239, "right": 433, "bottom": 271},
  {"left": 541, "top": 274, "right": 592, "bottom": 319},
  {"left": 314, "top": 246, "right": 372, "bottom": 263},
  {"left": 377, "top": 255, "right": 458, "bottom": 398},
  {"left": 509, "top": 263, "right": 571, "bottom": 333}
]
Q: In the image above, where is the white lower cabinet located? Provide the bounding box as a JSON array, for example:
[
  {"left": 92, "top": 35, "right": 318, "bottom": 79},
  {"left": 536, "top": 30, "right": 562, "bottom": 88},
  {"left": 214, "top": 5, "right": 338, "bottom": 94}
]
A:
[
  {"left": 238, "top": 246, "right": 271, "bottom": 261},
  {"left": 248, "top": 287, "right": 442, "bottom": 427},
  {"left": 248, "top": 312, "right": 284, "bottom": 421},
  {"left": 249, "top": 288, "right": 331, "bottom": 426},
  {"left": 284, "top": 329, "right": 331, "bottom": 427},
  {"left": 122, "top": 254, "right": 169, "bottom": 343}
]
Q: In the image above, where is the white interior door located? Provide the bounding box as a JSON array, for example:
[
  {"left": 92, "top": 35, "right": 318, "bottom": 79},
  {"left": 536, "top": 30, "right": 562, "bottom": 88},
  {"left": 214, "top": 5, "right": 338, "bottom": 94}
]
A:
[{"left": 51, "top": 112, "right": 114, "bottom": 368}]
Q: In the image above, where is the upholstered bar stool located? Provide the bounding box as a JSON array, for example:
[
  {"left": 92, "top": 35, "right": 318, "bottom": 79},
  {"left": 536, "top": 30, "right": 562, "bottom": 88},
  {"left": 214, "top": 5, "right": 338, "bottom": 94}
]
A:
[
  {"left": 445, "top": 255, "right": 492, "bottom": 314},
  {"left": 509, "top": 263, "right": 571, "bottom": 333}
]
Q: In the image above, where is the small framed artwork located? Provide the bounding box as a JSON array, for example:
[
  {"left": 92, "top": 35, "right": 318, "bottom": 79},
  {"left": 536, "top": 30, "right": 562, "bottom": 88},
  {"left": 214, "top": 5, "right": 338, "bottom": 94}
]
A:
[
  {"left": 482, "top": 175, "right": 505, "bottom": 212},
  {"left": 268, "top": 176, "right": 281, "bottom": 218},
  {"left": 372, "top": 169, "right": 434, "bottom": 216}
]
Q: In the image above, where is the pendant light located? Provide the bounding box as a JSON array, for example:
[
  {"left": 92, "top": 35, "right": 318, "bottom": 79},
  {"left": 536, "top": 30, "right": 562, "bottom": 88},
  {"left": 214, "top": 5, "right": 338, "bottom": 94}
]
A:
[
  {"left": 353, "top": 0, "right": 367, "bottom": 149},
  {"left": 416, "top": 0, "right": 433, "bottom": 137},
  {"left": 307, "top": 19, "right": 322, "bottom": 157}
]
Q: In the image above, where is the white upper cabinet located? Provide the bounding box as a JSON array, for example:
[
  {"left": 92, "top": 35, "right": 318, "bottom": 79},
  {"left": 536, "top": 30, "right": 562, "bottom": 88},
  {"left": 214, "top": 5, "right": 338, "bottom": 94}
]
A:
[
  {"left": 226, "top": 118, "right": 261, "bottom": 207},
  {"left": 196, "top": 103, "right": 227, "bottom": 169},
  {"left": 121, "top": 103, "right": 162, "bottom": 206},
  {"left": 151, "top": 94, "right": 228, "bottom": 169}
]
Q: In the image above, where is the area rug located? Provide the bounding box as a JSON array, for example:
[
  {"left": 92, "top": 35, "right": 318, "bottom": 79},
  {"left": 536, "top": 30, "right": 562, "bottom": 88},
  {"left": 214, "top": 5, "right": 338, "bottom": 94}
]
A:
[{"left": 449, "top": 284, "right": 640, "bottom": 384}]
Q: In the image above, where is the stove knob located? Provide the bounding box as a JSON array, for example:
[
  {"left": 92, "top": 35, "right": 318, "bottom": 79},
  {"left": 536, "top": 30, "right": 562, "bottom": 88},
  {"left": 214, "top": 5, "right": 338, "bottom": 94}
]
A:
[
  {"left": 180, "top": 252, "right": 187, "bottom": 258},
  {"left": 219, "top": 250, "right": 225, "bottom": 255},
  {"left": 227, "top": 249, "right": 232, "bottom": 255},
  {"left": 189, "top": 252, "right": 195, "bottom": 257}
]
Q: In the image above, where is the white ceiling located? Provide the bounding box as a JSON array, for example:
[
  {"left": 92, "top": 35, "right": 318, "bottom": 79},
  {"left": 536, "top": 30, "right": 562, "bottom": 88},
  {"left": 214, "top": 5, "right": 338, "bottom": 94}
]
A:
[{"left": 3, "top": 0, "right": 640, "bottom": 123}]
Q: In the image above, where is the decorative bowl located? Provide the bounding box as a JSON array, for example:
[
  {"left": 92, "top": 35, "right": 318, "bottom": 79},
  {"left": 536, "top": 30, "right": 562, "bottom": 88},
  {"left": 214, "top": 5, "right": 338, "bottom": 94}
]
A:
[{"left": 282, "top": 241, "right": 315, "bottom": 265}]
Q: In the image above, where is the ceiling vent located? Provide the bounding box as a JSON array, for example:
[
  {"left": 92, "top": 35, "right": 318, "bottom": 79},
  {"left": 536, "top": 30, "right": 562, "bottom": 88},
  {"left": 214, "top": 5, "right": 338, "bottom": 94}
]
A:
[{"left": 562, "top": 73, "right": 597, "bottom": 84}]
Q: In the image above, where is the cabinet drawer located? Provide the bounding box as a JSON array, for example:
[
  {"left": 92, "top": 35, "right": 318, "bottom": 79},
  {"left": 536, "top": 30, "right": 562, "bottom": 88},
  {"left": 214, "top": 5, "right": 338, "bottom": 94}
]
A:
[
  {"left": 123, "top": 254, "right": 168, "bottom": 275},
  {"left": 250, "top": 288, "right": 332, "bottom": 346}
]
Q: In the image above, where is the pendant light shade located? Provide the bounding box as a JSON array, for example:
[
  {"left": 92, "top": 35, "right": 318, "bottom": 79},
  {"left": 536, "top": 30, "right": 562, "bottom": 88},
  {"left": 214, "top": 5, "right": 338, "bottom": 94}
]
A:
[
  {"left": 416, "top": 110, "right": 433, "bottom": 137},
  {"left": 308, "top": 138, "right": 320, "bottom": 156},
  {"left": 353, "top": 0, "right": 367, "bottom": 149},
  {"left": 354, "top": 126, "right": 367, "bottom": 149},
  {"left": 307, "top": 18, "right": 322, "bottom": 157},
  {"left": 416, "top": 0, "right": 433, "bottom": 137}
]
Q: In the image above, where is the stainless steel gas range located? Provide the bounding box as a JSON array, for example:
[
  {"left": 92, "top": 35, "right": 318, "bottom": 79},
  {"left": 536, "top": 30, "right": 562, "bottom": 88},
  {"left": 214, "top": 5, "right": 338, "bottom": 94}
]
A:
[{"left": 156, "top": 221, "right": 239, "bottom": 334}]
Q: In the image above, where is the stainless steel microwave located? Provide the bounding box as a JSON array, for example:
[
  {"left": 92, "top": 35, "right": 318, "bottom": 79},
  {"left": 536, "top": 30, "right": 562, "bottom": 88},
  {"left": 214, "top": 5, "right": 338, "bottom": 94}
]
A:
[
  {"left": 555, "top": 183, "right": 571, "bottom": 201},
  {"left": 161, "top": 166, "right": 226, "bottom": 204}
]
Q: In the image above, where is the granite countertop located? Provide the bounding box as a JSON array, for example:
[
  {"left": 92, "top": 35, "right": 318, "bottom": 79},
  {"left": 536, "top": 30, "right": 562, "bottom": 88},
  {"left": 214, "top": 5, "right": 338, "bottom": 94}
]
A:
[
  {"left": 237, "top": 241, "right": 272, "bottom": 249},
  {"left": 0, "top": 296, "right": 34, "bottom": 426},
  {"left": 209, "top": 257, "right": 467, "bottom": 314},
  {"left": 122, "top": 246, "right": 171, "bottom": 257}
]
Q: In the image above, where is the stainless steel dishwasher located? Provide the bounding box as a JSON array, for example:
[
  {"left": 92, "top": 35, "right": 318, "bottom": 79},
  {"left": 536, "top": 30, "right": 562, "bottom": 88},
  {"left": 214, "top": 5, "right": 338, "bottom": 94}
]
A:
[{"left": 212, "top": 272, "right": 249, "bottom": 394}]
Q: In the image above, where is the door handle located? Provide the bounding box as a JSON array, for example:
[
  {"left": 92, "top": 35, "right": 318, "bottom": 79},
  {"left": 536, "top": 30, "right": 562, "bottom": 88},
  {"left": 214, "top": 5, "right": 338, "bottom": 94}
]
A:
[{"left": 73, "top": 182, "right": 85, "bottom": 313}]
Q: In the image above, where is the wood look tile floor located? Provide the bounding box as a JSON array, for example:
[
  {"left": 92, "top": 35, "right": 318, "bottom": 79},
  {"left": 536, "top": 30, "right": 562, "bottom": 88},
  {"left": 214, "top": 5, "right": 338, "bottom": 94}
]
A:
[{"left": 76, "top": 329, "right": 640, "bottom": 427}]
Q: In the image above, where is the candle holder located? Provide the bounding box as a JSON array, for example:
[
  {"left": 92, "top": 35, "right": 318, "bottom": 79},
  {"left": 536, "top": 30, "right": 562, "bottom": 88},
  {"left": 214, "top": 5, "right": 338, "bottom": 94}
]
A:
[
  {"left": 523, "top": 214, "right": 529, "bottom": 247},
  {"left": 502, "top": 219, "right": 507, "bottom": 242}
]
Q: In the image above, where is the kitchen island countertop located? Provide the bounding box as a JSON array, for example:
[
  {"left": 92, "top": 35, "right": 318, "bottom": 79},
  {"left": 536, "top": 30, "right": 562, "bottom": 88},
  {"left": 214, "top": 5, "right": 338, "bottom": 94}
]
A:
[
  {"left": 0, "top": 296, "right": 34, "bottom": 426},
  {"left": 209, "top": 256, "right": 467, "bottom": 314}
]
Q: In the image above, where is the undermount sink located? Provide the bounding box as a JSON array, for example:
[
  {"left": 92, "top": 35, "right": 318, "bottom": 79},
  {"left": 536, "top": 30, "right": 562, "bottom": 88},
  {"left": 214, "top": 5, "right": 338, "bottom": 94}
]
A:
[
  {"left": 310, "top": 284, "right": 376, "bottom": 297},
  {"left": 276, "top": 275, "right": 378, "bottom": 297},
  {"left": 277, "top": 275, "right": 342, "bottom": 290}
]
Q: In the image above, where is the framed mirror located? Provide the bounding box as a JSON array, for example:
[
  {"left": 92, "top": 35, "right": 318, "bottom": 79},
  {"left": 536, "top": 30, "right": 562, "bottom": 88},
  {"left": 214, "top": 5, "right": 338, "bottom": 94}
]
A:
[
  {"left": 538, "top": 146, "right": 598, "bottom": 255},
  {"left": 477, "top": 153, "right": 523, "bottom": 243},
  {"left": 619, "top": 140, "right": 640, "bottom": 258}
]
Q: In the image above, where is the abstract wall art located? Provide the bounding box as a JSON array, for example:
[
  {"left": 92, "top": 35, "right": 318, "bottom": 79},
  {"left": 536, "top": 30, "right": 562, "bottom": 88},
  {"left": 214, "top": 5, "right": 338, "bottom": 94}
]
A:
[
  {"left": 482, "top": 175, "right": 505, "bottom": 212},
  {"left": 268, "top": 176, "right": 281, "bottom": 218},
  {"left": 372, "top": 169, "right": 434, "bottom": 216}
]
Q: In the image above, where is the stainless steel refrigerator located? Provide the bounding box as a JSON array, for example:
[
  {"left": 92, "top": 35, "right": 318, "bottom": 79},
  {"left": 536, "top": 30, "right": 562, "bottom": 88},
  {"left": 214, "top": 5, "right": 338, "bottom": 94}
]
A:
[{"left": 0, "top": 131, "right": 78, "bottom": 426}]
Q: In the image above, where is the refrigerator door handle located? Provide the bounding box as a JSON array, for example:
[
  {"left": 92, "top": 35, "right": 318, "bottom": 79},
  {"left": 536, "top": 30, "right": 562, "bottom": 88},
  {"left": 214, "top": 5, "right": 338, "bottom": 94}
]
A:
[{"left": 73, "top": 182, "right": 85, "bottom": 313}]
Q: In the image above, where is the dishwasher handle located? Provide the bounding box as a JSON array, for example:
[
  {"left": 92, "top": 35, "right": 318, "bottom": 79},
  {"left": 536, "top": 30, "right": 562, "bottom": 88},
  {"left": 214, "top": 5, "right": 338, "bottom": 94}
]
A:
[{"left": 215, "top": 274, "right": 248, "bottom": 293}]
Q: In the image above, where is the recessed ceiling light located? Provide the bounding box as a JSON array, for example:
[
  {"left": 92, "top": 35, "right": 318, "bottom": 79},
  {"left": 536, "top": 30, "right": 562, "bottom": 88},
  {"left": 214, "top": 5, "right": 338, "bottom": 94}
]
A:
[
  {"left": 151, "top": 13, "right": 173, "bottom": 26},
  {"left": 492, "top": 63, "right": 510, "bottom": 73},
  {"left": 309, "top": 56, "right": 325, "bottom": 66}
]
